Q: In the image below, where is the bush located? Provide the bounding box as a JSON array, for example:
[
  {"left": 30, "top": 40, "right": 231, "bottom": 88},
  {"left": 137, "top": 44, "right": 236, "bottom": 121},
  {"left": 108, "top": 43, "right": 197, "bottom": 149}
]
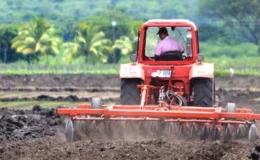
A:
[{"left": 200, "top": 42, "right": 259, "bottom": 58}]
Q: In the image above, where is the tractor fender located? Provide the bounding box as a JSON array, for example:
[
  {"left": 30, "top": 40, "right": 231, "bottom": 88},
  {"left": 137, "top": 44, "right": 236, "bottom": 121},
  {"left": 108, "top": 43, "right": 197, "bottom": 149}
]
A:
[
  {"left": 120, "top": 63, "right": 144, "bottom": 79},
  {"left": 189, "top": 63, "right": 214, "bottom": 79}
]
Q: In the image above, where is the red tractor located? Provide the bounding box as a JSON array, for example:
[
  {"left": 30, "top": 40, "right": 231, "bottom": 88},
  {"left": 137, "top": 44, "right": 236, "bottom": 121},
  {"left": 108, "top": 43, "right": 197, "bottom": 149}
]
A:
[
  {"left": 57, "top": 19, "right": 259, "bottom": 142},
  {"left": 120, "top": 19, "right": 215, "bottom": 107}
]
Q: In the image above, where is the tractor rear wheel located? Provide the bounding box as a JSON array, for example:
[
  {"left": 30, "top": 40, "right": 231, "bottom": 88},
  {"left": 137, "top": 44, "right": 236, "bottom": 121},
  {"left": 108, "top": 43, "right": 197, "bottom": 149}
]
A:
[
  {"left": 193, "top": 78, "right": 214, "bottom": 107},
  {"left": 120, "top": 78, "right": 141, "bottom": 105}
]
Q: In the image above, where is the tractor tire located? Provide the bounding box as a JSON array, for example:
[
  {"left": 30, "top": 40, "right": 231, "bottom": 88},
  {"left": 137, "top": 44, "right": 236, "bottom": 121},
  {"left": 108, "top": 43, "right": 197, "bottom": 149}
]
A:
[
  {"left": 120, "top": 79, "right": 141, "bottom": 105},
  {"left": 193, "top": 78, "right": 214, "bottom": 107}
]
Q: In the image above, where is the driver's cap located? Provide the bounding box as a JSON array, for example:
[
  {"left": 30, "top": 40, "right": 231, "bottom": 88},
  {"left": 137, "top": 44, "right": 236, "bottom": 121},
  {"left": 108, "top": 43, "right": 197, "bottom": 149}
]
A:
[{"left": 156, "top": 27, "right": 168, "bottom": 35}]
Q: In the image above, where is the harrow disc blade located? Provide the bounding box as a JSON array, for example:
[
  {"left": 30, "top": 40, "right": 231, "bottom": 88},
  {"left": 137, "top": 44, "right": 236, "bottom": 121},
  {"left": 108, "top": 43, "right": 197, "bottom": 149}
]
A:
[
  {"left": 104, "top": 120, "right": 113, "bottom": 138},
  {"left": 224, "top": 124, "right": 232, "bottom": 141},
  {"left": 149, "top": 121, "right": 159, "bottom": 134},
  {"left": 212, "top": 125, "right": 221, "bottom": 140},
  {"left": 248, "top": 124, "right": 258, "bottom": 142},
  {"left": 156, "top": 121, "right": 166, "bottom": 136},
  {"left": 113, "top": 121, "right": 128, "bottom": 139},
  {"left": 65, "top": 118, "right": 74, "bottom": 143},
  {"left": 179, "top": 123, "right": 192, "bottom": 137},
  {"left": 190, "top": 123, "right": 199, "bottom": 139},
  {"left": 128, "top": 121, "right": 141, "bottom": 139},
  {"left": 177, "top": 123, "right": 184, "bottom": 136},
  {"left": 165, "top": 122, "right": 178, "bottom": 137},
  {"left": 236, "top": 124, "right": 247, "bottom": 138},
  {"left": 73, "top": 120, "right": 89, "bottom": 141},
  {"left": 116, "top": 121, "right": 141, "bottom": 140},
  {"left": 139, "top": 121, "right": 149, "bottom": 135},
  {"left": 199, "top": 125, "right": 209, "bottom": 140},
  {"left": 141, "top": 121, "right": 162, "bottom": 137}
]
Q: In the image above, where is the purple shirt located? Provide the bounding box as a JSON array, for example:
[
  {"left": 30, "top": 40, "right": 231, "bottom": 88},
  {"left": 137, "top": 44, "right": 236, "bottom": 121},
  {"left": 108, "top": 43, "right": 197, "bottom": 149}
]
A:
[{"left": 155, "top": 36, "right": 184, "bottom": 56}]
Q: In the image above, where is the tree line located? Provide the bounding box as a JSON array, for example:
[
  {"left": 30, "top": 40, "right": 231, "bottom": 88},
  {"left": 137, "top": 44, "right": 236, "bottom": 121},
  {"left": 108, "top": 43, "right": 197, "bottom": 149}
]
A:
[
  {"left": 0, "top": 0, "right": 259, "bottom": 64},
  {"left": 0, "top": 15, "right": 142, "bottom": 64}
]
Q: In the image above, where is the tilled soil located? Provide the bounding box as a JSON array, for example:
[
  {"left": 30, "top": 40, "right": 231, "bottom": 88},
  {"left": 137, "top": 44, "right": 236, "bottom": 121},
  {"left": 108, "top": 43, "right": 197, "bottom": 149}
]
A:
[
  {"left": 0, "top": 136, "right": 258, "bottom": 160},
  {"left": 0, "top": 74, "right": 259, "bottom": 88},
  {"left": 0, "top": 107, "right": 61, "bottom": 143},
  {"left": 0, "top": 74, "right": 120, "bottom": 88},
  {"left": 0, "top": 108, "right": 259, "bottom": 160},
  {"left": 0, "top": 74, "right": 259, "bottom": 160}
]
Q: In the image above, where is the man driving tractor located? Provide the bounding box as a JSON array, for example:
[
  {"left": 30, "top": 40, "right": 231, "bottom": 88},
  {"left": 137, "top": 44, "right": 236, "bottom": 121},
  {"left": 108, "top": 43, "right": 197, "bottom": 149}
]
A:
[{"left": 154, "top": 27, "right": 184, "bottom": 57}]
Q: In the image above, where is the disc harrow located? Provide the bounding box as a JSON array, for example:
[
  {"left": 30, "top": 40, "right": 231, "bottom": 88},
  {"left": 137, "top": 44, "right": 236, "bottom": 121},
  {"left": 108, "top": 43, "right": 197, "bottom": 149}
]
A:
[{"left": 57, "top": 98, "right": 260, "bottom": 142}]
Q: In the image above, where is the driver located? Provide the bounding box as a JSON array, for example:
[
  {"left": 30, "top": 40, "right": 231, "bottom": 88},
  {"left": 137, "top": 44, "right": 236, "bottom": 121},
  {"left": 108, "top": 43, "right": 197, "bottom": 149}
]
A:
[{"left": 154, "top": 27, "right": 184, "bottom": 57}]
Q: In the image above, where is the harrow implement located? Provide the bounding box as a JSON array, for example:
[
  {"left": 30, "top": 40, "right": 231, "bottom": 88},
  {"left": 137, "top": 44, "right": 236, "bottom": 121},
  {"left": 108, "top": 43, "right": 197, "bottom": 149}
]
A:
[{"left": 57, "top": 97, "right": 260, "bottom": 142}]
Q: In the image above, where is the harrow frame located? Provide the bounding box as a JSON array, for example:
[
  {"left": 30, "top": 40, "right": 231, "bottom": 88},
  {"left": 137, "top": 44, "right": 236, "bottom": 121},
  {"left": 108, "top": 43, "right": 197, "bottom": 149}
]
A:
[
  {"left": 57, "top": 102, "right": 260, "bottom": 142},
  {"left": 57, "top": 104, "right": 260, "bottom": 124}
]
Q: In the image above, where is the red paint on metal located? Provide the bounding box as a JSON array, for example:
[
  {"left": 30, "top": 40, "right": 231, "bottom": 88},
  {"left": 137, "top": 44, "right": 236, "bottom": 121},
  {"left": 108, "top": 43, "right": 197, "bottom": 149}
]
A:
[{"left": 56, "top": 104, "right": 260, "bottom": 125}]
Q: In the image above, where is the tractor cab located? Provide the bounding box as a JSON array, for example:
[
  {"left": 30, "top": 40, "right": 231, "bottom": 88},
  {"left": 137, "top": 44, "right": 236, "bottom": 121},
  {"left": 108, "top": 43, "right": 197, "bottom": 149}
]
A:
[
  {"left": 122, "top": 19, "right": 214, "bottom": 107},
  {"left": 135, "top": 19, "right": 199, "bottom": 65}
]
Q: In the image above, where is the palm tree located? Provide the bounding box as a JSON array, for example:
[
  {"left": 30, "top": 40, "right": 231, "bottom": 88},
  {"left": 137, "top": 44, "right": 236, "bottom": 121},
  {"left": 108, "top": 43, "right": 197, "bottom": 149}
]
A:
[
  {"left": 61, "top": 42, "right": 80, "bottom": 63},
  {"left": 112, "top": 21, "right": 142, "bottom": 57},
  {"left": 73, "top": 22, "right": 112, "bottom": 63},
  {"left": 11, "top": 18, "right": 62, "bottom": 59},
  {"left": 112, "top": 36, "right": 133, "bottom": 55}
]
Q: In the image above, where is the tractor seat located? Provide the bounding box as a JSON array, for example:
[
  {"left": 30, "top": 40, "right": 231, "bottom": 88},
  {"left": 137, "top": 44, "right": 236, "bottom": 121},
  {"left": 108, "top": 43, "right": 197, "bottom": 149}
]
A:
[{"left": 155, "top": 50, "right": 183, "bottom": 61}]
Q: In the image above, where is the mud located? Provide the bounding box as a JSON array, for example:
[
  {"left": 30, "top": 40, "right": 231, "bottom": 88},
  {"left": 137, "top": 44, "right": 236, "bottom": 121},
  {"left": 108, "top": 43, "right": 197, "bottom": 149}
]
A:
[
  {"left": 0, "top": 74, "right": 259, "bottom": 160},
  {"left": 0, "top": 136, "right": 258, "bottom": 160},
  {"left": 0, "top": 107, "right": 60, "bottom": 143},
  {"left": 0, "top": 74, "right": 120, "bottom": 88},
  {"left": 0, "top": 74, "right": 259, "bottom": 108}
]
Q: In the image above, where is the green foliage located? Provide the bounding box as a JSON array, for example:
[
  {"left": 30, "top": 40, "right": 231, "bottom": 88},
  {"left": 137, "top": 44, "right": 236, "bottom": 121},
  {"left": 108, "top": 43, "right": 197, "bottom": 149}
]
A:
[
  {"left": 205, "top": 56, "right": 260, "bottom": 77},
  {"left": 73, "top": 21, "right": 112, "bottom": 63},
  {"left": 53, "top": 16, "right": 78, "bottom": 42},
  {"left": 0, "top": 0, "right": 199, "bottom": 24},
  {"left": 37, "top": 54, "right": 86, "bottom": 65},
  {"left": 87, "top": 9, "right": 135, "bottom": 41},
  {"left": 0, "top": 0, "right": 258, "bottom": 47},
  {"left": 11, "top": 17, "right": 62, "bottom": 59},
  {"left": 0, "top": 56, "right": 259, "bottom": 76},
  {"left": 199, "top": 0, "right": 260, "bottom": 44},
  {"left": 0, "top": 63, "right": 119, "bottom": 74},
  {"left": 114, "top": 0, "right": 198, "bottom": 20},
  {"left": 200, "top": 42, "right": 259, "bottom": 58},
  {"left": 0, "top": 0, "right": 259, "bottom": 68},
  {"left": 113, "top": 36, "right": 133, "bottom": 55},
  {"left": 0, "top": 24, "right": 21, "bottom": 63},
  {"left": 61, "top": 42, "right": 80, "bottom": 63}
]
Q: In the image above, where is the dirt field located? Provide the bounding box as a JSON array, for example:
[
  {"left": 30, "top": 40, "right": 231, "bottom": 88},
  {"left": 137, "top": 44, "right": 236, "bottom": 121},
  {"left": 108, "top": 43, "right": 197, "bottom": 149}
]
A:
[{"left": 0, "top": 74, "right": 260, "bottom": 160}]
